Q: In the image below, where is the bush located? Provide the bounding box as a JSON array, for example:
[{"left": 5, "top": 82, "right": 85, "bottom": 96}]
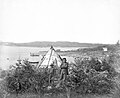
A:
[
  {"left": 70, "top": 57, "right": 117, "bottom": 95},
  {"left": 2, "top": 55, "right": 119, "bottom": 97},
  {"left": 4, "top": 60, "right": 67, "bottom": 96},
  {"left": 4, "top": 60, "right": 50, "bottom": 95}
]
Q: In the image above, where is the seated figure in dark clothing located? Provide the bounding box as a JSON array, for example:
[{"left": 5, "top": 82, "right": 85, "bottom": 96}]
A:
[{"left": 49, "top": 63, "right": 56, "bottom": 85}]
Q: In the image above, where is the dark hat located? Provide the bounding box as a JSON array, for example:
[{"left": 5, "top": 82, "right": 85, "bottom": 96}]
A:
[
  {"left": 62, "top": 58, "right": 67, "bottom": 61},
  {"left": 50, "top": 64, "right": 54, "bottom": 66}
]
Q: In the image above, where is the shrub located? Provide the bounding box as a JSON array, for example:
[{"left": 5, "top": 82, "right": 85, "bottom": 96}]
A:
[
  {"left": 2, "top": 55, "right": 119, "bottom": 97},
  {"left": 4, "top": 60, "right": 67, "bottom": 97},
  {"left": 70, "top": 57, "right": 117, "bottom": 95},
  {"left": 4, "top": 60, "right": 50, "bottom": 95}
]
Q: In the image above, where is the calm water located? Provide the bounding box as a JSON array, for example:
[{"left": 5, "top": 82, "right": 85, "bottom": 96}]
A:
[{"left": 0, "top": 46, "right": 79, "bottom": 70}]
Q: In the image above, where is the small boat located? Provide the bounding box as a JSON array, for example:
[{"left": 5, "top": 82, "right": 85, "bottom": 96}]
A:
[
  {"left": 30, "top": 52, "right": 39, "bottom": 57},
  {"left": 29, "top": 52, "right": 43, "bottom": 65}
]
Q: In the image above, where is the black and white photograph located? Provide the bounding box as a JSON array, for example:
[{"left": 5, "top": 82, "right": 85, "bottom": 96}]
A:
[{"left": 0, "top": 0, "right": 120, "bottom": 98}]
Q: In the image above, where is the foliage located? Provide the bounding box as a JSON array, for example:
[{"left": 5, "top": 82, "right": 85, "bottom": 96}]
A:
[
  {"left": 4, "top": 60, "right": 49, "bottom": 95},
  {"left": 3, "top": 60, "right": 68, "bottom": 96},
  {"left": 70, "top": 57, "right": 118, "bottom": 95},
  {"left": 2, "top": 53, "right": 119, "bottom": 97}
]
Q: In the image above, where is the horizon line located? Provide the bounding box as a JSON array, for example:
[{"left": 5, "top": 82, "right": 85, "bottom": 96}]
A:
[{"left": 0, "top": 40, "right": 116, "bottom": 45}]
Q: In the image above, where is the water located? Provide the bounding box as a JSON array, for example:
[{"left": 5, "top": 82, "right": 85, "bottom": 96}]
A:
[{"left": 0, "top": 46, "right": 80, "bottom": 70}]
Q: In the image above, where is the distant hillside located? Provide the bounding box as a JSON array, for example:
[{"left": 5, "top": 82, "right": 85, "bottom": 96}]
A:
[
  {"left": 77, "top": 44, "right": 118, "bottom": 53},
  {"left": 0, "top": 41, "right": 106, "bottom": 47}
]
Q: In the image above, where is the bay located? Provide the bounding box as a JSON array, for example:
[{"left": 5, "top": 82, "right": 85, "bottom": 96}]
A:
[{"left": 0, "top": 46, "right": 80, "bottom": 69}]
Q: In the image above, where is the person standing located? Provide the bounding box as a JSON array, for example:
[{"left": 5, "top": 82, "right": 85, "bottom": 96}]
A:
[
  {"left": 59, "top": 58, "right": 69, "bottom": 81},
  {"left": 56, "top": 58, "right": 69, "bottom": 88}
]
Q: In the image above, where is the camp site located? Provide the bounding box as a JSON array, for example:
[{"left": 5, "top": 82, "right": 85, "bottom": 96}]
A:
[
  {"left": 0, "top": 43, "right": 120, "bottom": 98},
  {"left": 0, "top": 0, "right": 120, "bottom": 97}
]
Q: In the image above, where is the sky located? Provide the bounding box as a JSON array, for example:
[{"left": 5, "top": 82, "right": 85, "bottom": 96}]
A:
[{"left": 0, "top": 0, "right": 120, "bottom": 44}]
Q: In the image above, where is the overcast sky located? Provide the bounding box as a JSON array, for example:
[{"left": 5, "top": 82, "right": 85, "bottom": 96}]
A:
[{"left": 0, "top": 0, "right": 120, "bottom": 44}]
